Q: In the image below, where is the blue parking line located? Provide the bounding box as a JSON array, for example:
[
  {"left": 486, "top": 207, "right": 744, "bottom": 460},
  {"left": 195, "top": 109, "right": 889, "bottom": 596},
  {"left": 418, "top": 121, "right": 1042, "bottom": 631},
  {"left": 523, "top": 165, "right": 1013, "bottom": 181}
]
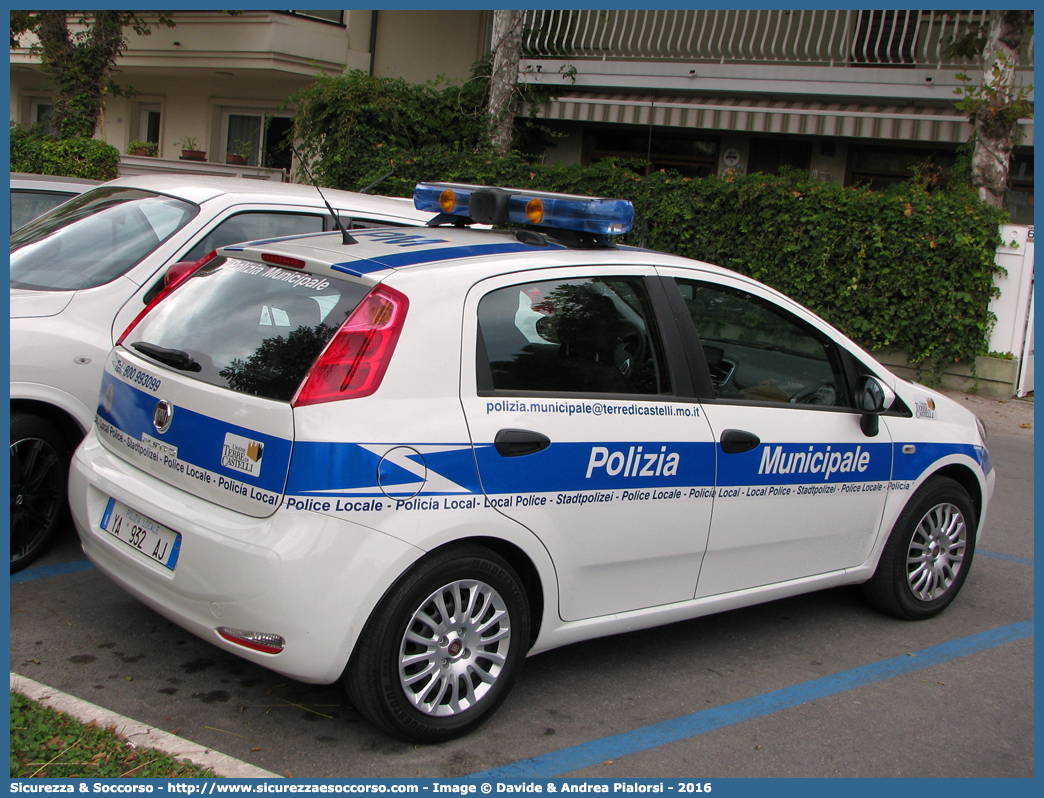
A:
[
  {"left": 10, "top": 559, "right": 96, "bottom": 584},
  {"left": 471, "top": 620, "right": 1034, "bottom": 779},
  {"left": 978, "top": 548, "right": 1034, "bottom": 565}
]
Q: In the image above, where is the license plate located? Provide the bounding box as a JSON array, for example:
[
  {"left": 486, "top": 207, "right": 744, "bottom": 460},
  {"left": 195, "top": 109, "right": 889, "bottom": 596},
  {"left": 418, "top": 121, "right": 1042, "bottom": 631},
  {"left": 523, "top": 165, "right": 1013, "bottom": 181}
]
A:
[{"left": 100, "top": 498, "right": 182, "bottom": 570}]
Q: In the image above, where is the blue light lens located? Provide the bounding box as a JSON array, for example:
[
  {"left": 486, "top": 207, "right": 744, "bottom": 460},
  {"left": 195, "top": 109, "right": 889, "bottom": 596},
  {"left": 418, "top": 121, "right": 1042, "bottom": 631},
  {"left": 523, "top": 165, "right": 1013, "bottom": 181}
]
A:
[
  {"left": 414, "top": 183, "right": 474, "bottom": 215},
  {"left": 505, "top": 194, "right": 634, "bottom": 235}
]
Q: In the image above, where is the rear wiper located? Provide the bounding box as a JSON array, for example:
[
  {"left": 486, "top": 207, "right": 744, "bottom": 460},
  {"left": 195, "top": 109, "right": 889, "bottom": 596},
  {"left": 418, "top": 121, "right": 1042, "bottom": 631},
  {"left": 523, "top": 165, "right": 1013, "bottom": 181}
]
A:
[{"left": 131, "top": 341, "right": 202, "bottom": 372}]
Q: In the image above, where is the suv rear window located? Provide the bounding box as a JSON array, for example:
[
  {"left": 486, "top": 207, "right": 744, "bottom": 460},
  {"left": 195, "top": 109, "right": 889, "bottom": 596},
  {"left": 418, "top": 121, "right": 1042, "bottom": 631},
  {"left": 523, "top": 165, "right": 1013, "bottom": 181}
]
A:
[
  {"left": 124, "top": 258, "right": 371, "bottom": 402},
  {"left": 10, "top": 187, "right": 198, "bottom": 290}
]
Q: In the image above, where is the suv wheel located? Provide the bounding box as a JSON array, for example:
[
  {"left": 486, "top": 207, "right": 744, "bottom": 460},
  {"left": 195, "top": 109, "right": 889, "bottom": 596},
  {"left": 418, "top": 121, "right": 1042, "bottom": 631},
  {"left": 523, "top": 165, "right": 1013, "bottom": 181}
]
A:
[{"left": 10, "top": 412, "right": 68, "bottom": 572}]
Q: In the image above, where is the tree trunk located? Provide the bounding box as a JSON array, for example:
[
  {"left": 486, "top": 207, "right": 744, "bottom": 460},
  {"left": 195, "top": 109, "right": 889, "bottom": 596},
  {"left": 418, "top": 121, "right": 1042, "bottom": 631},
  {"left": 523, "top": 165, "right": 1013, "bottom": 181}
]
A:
[
  {"left": 34, "top": 11, "right": 127, "bottom": 138},
  {"left": 489, "top": 10, "right": 522, "bottom": 157},
  {"left": 971, "top": 10, "right": 1032, "bottom": 209}
]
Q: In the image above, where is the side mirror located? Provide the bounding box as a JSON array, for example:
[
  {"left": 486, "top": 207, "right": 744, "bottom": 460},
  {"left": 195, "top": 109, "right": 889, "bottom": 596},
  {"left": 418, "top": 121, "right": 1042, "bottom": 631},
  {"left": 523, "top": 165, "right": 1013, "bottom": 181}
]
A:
[{"left": 855, "top": 375, "right": 895, "bottom": 437}]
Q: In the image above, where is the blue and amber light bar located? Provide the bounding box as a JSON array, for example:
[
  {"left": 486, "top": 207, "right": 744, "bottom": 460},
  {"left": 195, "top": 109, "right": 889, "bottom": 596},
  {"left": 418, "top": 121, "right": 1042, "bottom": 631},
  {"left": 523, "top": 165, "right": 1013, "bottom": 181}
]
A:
[{"left": 414, "top": 182, "right": 634, "bottom": 235}]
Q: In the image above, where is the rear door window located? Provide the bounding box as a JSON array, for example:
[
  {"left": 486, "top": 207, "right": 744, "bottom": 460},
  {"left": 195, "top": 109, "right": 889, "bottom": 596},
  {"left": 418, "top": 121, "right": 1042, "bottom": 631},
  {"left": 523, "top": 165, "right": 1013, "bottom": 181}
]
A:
[
  {"left": 477, "top": 276, "right": 671, "bottom": 396},
  {"left": 10, "top": 189, "right": 76, "bottom": 232},
  {"left": 124, "top": 258, "right": 371, "bottom": 402}
]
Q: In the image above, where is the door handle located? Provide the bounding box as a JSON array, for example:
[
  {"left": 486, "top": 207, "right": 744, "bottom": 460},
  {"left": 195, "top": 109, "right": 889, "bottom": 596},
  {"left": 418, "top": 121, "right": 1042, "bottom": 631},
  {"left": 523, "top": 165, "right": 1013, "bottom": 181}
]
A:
[
  {"left": 495, "top": 429, "right": 551, "bottom": 457},
  {"left": 719, "top": 429, "right": 761, "bottom": 454}
]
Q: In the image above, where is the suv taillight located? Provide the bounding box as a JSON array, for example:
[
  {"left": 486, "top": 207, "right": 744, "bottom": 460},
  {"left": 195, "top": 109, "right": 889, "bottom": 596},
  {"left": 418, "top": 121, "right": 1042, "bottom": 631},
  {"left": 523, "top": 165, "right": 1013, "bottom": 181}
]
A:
[{"left": 291, "top": 284, "right": 409, "bottom": 407}]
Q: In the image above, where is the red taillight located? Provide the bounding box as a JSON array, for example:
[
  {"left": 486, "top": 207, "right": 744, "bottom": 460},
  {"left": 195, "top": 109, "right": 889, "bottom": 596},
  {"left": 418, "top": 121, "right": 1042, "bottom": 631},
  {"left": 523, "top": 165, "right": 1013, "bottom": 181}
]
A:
[
  {"left": 292, "top": 284, "right": 409, "bottom": 407},
  {"left": 164, "top": 262, "right": 197, "bottom": 289},
  {"left": 116, "top": 250, "right": 219, "bottom": 346}
]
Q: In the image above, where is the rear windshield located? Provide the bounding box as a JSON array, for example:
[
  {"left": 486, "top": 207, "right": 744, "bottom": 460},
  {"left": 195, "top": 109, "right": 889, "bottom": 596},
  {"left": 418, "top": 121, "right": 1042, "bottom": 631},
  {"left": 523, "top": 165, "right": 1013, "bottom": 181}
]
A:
[
  {"left": 123, "top": 258, "right": 371, "bottom": 402},
  {"left": 10, "top": 187, "right": 198, "bottom": 291}
]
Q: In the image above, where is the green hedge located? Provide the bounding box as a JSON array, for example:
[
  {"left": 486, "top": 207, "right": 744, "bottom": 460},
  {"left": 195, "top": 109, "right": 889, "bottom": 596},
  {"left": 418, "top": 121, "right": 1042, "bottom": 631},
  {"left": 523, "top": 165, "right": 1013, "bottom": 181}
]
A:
[
  {"left": 286, "top": 71, "right": 1008, "bottom": 373},
  {"left": 10, "top": 124, "right": 121, "bottom": 180},
  {"left": 638, "top": 169, "right": 1006, "bottom": 372},
  {"left": 313, "top": 145, "right": 1005, "bottom": 372}
]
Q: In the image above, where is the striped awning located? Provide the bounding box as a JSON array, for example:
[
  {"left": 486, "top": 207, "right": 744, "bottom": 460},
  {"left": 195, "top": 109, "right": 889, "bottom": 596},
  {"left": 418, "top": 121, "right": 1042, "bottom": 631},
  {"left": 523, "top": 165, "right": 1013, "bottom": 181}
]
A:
[{"left": 536, "top": 93, "right": 1035, "bottom": 145}]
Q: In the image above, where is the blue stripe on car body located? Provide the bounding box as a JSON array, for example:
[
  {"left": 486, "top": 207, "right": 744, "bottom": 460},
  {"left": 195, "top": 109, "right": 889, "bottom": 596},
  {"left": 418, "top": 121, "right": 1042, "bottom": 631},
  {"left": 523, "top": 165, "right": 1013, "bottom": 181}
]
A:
[
  {"left": 332, "top": 242, "right": 567, "bottom": 277},
  {"left": 96, "top": 372, "right": 291, "bottom": 494}
]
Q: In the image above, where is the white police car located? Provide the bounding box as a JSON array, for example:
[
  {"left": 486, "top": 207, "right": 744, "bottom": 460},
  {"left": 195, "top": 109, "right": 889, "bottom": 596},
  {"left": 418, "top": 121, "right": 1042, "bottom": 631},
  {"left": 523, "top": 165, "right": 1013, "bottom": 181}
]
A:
[
  {"left": 10, "top": 174, "right": 428, "bottom": 571},
  {"left": 69, "top": 183, "right": 994, "bottom": 742}
]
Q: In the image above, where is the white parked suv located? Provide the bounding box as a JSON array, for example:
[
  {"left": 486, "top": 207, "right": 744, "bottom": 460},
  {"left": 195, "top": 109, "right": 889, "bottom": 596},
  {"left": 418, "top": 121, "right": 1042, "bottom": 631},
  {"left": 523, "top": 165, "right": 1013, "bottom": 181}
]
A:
[
  {"left": 10, "top": 174, "right": 429, "bottom": 571},
  {"left": 69, "top": 183, "right": 993, "bottom": 741}
]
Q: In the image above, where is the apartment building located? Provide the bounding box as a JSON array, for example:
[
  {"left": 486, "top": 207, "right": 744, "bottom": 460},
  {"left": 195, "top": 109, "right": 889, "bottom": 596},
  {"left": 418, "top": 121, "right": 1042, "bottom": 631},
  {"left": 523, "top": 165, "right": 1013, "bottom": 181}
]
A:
[
  {"left": 9, "top": 10, "right": 1033, "bottom": 222},
  {"left": 518, "top": 9, "right": 1034, "bottom": 224},
  {"left": 10, "top": 10, "right": 490, "bottom": 177}
]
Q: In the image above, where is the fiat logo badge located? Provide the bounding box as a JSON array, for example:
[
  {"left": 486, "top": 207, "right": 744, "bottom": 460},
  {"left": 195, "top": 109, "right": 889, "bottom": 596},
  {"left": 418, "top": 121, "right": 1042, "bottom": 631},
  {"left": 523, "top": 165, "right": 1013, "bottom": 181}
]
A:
[{"left": 153, "top": 400, "right": 173, "bottom": 433}]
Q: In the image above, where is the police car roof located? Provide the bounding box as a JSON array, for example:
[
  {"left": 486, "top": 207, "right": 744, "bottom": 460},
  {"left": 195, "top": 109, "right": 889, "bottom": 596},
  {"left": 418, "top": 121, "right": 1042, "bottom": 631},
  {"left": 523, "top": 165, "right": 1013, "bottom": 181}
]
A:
[{"left": 218, "top": 224, "right": 746, "bottom": 284}]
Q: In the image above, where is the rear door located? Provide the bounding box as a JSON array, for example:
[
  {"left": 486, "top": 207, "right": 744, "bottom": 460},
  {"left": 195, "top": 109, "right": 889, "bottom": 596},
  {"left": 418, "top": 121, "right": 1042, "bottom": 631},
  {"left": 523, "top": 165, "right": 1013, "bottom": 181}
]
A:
[{"left": 459, "top": 266, "right": 718, "bottom": 622}]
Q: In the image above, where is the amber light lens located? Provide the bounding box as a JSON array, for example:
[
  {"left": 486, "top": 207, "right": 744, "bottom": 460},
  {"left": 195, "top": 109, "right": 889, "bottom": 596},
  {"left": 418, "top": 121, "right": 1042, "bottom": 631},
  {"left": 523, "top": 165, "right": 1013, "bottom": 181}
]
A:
[
  {"left": 439, "top": 189, "right": 457, "bottom": 213},
  {"left": 525, "top": 198, "right": 544, "bottom": 224}
]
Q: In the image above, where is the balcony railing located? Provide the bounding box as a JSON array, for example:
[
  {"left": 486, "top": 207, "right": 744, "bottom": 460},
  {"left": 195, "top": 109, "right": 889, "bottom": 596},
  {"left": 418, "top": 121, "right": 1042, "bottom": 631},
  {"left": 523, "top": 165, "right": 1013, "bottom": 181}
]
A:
[{"left": 520, "top": 9, "right": 1033, "bottom": 70}]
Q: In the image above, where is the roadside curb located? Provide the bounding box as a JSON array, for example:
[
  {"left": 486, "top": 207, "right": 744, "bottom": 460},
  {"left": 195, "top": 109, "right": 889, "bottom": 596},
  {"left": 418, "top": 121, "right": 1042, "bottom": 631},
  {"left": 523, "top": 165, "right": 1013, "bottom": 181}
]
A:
[{"left": 11, "top": 672, "right": 282, "bottom": 779}]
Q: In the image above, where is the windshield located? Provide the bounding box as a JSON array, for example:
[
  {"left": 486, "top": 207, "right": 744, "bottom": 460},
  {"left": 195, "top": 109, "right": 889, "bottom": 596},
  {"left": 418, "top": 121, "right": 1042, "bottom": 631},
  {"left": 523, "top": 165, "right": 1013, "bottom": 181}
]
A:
[{"left": 10, "top": 187, "right": 198, "bottom": 291}]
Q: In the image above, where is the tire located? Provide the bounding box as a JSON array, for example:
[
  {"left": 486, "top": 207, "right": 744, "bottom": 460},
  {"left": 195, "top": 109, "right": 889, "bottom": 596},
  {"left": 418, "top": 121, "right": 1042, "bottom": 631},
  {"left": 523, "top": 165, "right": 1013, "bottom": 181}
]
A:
[
  {"left": 344, "top": 544, "right": 529, "bottom": 742},
  {"left": 10, "top": 412, "right": 69, "bottom": 573},
  {"left": 864, "top": 476, "right": 977, "bottom": 620}
]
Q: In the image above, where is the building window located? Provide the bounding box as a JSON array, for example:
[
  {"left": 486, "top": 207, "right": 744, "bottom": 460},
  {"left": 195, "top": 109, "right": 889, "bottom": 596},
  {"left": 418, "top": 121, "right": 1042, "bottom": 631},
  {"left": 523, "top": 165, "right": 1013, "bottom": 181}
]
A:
[
  {"left": 749, "top": 139, "right": 812, "bottom": 176},
  {"left": 137, "top": 104, "right": 161, "bottom": 145},
  {"left": 222, "top": 112, "right": 294, "bottom": 170},
  {"left": 1008, "top": 152, "right": 1033, "bottom": 225},
  {"left": 583, "top": 127, "right": 719, "bottom": 178},
  {"left": 845, "top": 145, "right": 957, "bottom": 189},
  {"left": 31, "top": 100, "right": 55, "bottom": 135}
]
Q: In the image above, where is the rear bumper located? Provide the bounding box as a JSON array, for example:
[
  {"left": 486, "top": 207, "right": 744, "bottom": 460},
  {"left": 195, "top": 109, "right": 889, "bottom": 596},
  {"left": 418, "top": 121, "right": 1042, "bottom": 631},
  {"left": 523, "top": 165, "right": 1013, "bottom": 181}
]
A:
[{"left": 70, "top": 428, "right": 424, "bottom": 684}]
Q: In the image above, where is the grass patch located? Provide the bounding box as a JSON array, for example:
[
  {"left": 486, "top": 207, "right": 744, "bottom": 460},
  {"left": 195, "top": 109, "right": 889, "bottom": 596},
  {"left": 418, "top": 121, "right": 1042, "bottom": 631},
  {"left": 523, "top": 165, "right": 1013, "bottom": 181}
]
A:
[{"left": 10, "top": 691, "right": 218, "bottom": 778}]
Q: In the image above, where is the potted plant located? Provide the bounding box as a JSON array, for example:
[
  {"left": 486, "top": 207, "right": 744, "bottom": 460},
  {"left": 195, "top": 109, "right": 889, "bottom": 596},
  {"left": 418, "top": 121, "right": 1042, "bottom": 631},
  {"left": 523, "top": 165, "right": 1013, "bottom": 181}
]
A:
[
  {"left": 225, "top": 140, "right": 253, "bottom": 165},
  {"left": 127, "top": 139, "right": 158, "bottom": 157},
  {"left": 176, "top": 136, "right": 206, "bottom": 161}
]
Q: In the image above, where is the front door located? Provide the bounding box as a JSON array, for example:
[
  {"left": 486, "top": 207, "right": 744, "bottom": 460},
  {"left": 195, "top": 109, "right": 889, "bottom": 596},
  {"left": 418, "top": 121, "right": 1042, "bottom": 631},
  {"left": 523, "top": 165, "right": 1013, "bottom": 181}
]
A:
[{"left": 661, "top": 273, "right": 892, "bottom": 597}]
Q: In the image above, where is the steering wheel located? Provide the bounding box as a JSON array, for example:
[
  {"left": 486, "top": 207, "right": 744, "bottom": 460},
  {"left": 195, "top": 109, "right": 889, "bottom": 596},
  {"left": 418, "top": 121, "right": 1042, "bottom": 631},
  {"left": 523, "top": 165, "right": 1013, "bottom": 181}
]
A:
[
  {"left": 789, "top": 381, "right": 837, "bottom": 406},
  {"left": 615, "top": 322, "right": 647, "bottom": 378}
]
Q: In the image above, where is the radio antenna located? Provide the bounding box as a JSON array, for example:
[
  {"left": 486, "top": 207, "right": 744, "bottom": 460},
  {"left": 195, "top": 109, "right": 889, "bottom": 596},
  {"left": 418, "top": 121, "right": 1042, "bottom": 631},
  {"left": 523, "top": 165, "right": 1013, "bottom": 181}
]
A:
[{"left": 290, "top": 143, "right": 357, "bottom": 245}]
